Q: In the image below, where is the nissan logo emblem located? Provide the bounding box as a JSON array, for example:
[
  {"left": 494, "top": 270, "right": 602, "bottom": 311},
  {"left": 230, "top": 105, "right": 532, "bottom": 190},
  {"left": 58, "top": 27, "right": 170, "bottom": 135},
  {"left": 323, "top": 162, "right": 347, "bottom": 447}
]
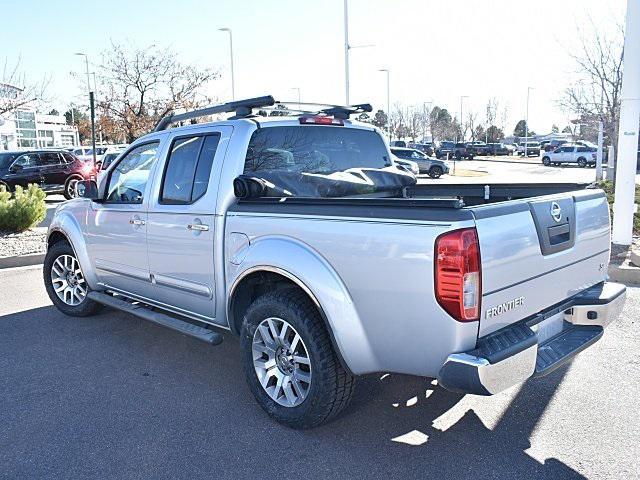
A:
[{"left": 550, "top": 202, "right": 562, "bottom": 222}]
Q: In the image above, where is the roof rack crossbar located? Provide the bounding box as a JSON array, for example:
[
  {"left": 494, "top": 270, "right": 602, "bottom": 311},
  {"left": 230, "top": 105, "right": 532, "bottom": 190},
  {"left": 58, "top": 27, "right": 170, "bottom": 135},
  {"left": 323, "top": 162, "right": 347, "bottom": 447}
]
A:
[{"left": 153, "top": 95, "right": 276, "bottom": 132}]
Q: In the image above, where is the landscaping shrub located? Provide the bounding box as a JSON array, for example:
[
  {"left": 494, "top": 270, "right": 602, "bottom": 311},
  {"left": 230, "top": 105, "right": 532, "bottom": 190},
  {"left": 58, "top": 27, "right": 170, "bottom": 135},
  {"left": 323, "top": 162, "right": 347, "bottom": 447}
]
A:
[{"left": 0, "top": 184, "right": 47, "bottom": 233}]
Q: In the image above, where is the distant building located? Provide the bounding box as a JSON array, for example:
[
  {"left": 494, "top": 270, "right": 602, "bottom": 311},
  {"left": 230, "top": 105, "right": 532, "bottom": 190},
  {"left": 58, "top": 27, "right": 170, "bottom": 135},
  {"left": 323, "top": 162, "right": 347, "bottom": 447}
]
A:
[{"left": 0, "top": 83, "right": 79, "bottom": 150}]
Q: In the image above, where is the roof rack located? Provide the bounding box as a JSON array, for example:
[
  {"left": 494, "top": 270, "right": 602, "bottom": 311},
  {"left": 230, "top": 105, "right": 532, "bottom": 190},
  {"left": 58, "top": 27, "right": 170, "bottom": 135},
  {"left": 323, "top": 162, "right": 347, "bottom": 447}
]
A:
[
  {"left": 265, "top": 101, "right": 373, "bottom": 120},
  {"left": 153, "top": 95, "right": 276, "bottom": 132}
]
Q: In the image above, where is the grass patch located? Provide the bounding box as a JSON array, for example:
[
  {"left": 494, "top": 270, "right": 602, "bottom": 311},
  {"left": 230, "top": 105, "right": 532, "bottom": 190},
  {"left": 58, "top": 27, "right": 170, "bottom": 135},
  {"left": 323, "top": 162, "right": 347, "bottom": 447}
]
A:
[{"left": 596, "top": 180, "right": 640, "bottom": 236}]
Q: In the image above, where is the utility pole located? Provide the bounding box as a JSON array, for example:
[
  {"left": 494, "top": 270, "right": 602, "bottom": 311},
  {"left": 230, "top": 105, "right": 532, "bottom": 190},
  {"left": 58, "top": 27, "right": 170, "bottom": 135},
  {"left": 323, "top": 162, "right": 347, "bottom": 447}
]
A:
[
  {"left": 525, "top": 86, "right": 533, "bottom": 157},
  {"left": 91, "top": 72, "right": 103, "bottom": 144},
  {"left": 612, "top": 0, "right": 640, "bottom": 245}
]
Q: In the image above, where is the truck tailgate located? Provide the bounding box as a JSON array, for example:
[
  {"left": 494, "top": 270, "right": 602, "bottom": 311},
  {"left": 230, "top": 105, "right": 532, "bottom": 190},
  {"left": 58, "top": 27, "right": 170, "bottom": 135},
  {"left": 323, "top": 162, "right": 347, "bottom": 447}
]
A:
[{"left": 472, "top": 189, "right": 610, "bottom": 337}]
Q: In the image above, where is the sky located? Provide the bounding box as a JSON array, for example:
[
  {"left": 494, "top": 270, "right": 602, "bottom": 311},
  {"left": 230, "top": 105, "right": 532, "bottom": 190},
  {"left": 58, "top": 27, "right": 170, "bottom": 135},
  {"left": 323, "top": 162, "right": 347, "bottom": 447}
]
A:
[{"left": 3, "top": 0, "right": 626, "bottom": 136}]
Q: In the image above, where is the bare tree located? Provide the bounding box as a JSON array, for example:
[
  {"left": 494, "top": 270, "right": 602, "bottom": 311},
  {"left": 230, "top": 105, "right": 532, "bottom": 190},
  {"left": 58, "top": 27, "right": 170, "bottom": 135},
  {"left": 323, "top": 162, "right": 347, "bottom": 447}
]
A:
[
  {"left": 98, "top": 43, "right": 218, "bottom": 142},
  {"left": 561, "top": 19, "right": 624, "bottom": 146},
  {"left": 0, "top": 57, "right": 49, "bottom": 116},
  {"left": 465, "top": 110, "right": 478, "bottom": 140},
  {"left": 389, "top": 104, "right": 406, "bottom": 140}
]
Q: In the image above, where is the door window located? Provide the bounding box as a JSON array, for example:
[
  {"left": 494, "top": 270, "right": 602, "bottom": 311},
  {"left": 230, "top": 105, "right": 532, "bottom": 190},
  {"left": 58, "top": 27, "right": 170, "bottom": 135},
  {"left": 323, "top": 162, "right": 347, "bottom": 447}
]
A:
[
  {"left": 40, "top": 152, "right": 62, "bottom": 165},
  {"left": 12, "top": 153, "right": 39, "bottom": 168},
  {"left": 160, "top": 133, "right": 220, "bottom": 204},
  {"left": 105, "top": 142, "right": 159, "bottom": 204}
]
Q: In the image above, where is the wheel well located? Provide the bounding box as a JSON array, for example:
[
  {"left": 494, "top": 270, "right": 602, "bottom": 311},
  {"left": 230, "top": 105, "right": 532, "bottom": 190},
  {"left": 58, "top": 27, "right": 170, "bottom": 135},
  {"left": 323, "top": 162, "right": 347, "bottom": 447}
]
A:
[
  {"left": 47, "top": 230, "right": 70, "bottom": 248},
  {"left": 228, "top": 270, "right": 352, "bottom": 374},
  {"left": 578, "top": 156, "right": 586, "bottom": 161}
]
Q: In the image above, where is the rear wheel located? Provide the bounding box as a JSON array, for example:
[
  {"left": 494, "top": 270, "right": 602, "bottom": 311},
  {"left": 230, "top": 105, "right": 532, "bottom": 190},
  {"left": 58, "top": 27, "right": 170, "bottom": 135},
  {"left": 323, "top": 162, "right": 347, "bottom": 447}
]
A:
[
  {"left": 577, "top": 157, "right": 587, "bottom": 168},
  {"left": 240, "top": 289, "right": 356, "bottom": 429},
  {"left": 429, "top": 166, "right": 444, "bottom": 178},
  {"left": 43, "top": 241, "right": 102, "bottom": 317},
  {"left": 542, "top": 157, "right": 551, "bottom": 166},
  {"left": 63, "top": 175, "right": 83, "bottom": 200}
]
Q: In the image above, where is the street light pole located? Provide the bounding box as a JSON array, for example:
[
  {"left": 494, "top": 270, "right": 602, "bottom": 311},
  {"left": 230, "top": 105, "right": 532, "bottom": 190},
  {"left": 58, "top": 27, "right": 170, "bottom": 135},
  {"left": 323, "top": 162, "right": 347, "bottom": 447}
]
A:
[
  {"left": 218, "top": 28, "right": 235, "bottom": 100},
  {"left": 91, "top": 72, "right": 103, "bottom": 144},
  {"left": 344, "top": 0, "right": 350, "bottom": 105},
  {"left": 291, "top": 87, "right": 301, "bottom": 109},
  {"left": 74, "top": 52, "right": 96, "bottom": 164},
  {"left": 378, "top": 69, "right": 390, "bottom": 141},
  {"left": 525, "top": 86, "right": 533, "bottom": 157}
]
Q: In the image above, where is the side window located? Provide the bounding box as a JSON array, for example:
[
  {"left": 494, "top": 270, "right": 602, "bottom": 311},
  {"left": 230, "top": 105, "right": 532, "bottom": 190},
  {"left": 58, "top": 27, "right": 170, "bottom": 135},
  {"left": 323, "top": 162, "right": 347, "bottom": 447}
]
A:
[
  {"left": 13, "top": 153, "right": 39, "bottom": 168},
  {"left": 160, "top": 133, "right": 220, "bottom": 205},
  {"left": 62, "top": 153, "right": 76, "bottom": 163},
  {"left": 577, "top": 146, "right": 587, "bottom": 153},
  {"left": 106, "top": 142, "right": 160, "bottom": 204},
  {"left": 40, "top": 152, "right": 62, "bottom": 165}
]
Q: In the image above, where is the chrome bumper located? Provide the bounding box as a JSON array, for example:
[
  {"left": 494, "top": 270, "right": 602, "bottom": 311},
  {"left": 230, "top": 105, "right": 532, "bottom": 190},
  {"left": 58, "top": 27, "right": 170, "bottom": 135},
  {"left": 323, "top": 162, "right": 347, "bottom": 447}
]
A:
[{"left": 438, "top": 282, "right": 626, "bottom": 396}]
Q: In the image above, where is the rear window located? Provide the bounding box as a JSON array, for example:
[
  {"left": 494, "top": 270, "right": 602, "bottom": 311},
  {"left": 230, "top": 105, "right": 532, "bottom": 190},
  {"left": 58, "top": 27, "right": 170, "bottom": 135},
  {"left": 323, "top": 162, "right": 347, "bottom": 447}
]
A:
[
  {"left": 244, "top": 126, "right": 391, "bottom": 174},
  {"left": 0, "top": 153, "right": 17, "bottom": 169}
]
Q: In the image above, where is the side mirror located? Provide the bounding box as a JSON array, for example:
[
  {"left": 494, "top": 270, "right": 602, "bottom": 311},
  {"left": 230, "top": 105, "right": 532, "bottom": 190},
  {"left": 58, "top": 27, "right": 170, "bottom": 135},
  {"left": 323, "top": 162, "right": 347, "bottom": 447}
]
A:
[{"left": 76, "top": 180, "right": 100, "bottom": 201}]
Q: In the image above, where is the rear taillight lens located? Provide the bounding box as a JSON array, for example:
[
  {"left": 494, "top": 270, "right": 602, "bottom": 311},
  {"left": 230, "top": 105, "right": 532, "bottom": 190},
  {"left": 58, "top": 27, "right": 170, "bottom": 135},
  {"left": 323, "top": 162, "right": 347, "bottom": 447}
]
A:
[
  {"left": 435, "top": 228, "right": 481, "bottom": 322},
  {"left": 299, "top": 116, "right": 344, "bottom": 126}
]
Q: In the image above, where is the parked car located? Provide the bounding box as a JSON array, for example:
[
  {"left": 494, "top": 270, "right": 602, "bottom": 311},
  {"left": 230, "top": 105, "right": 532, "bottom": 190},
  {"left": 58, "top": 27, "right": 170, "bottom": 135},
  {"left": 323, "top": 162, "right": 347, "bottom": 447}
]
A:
[
  {"left": 44, "top": 96, "right": 625, "bottom": 429},
  {"left": 96, "top": 146, "right": 128, "bottom": 171},
  {"left": 390, "top": 140, "right": 407, "bottom": 148},
  {"left": 70, "top": 146, "right": 92, "bottom": 157},
  {"left": 452, "top": 142, "right": 474, "bottom": 160},
  {"left": 408, "top": 142, "right": 435, "bottom": 156},
  {"left": 0, "top": 149, "right": 96, "bottom": 199},
  {"left": 486, "top": 143, "right": 510, "bottom": 156},
  {"left": 392, "top": 156, "right": 419, "bottom": 175},
  {"left": 541, "top": 144, "right": 597, "bottom": 167},
  {"left": 517, "top": 141, "right": 541, "bottom": 156},
  {"left": 505, "top": 143, "right": 518, "bottom": 155},
  {"left": 466, "top": 141, "right": 491, "bottom": 156},
  {"left": 391, "top": 147, "right": 450, "bottom": 178},
  {"left": 434, "top": 140, "right": 455, "bottom": 159}
]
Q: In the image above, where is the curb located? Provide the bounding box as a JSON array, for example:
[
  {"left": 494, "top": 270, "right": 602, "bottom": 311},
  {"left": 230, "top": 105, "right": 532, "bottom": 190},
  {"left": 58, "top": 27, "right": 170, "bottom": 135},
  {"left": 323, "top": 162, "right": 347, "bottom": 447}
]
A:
[
  {"left": 608, "top": 263, "right": 640, "bottom": 285},
  {"left": 0, "top": 253, "right": 45, "bottom": 270},
  {"left": 630, "top": 248, "right": 640, "bottom": 268}
]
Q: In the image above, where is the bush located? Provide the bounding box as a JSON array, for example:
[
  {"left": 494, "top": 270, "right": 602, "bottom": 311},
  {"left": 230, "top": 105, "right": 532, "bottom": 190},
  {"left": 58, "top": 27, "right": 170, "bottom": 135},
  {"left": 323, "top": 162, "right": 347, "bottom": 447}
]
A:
[{"left": 0, "top": 184, "right": 47, "bottom": 232}]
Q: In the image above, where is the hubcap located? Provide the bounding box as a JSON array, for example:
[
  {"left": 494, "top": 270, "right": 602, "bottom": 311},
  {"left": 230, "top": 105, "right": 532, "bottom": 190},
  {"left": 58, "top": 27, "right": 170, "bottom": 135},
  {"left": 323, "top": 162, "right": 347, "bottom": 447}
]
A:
[
  {"left": 67, "top": 179, "right": 79, "bottom": 198},
  {"left": 51, "top": 254, "right": 86, "bottom": 306},
  {"left": 252, "top": 317, "right": 312, "bottom": 407}
]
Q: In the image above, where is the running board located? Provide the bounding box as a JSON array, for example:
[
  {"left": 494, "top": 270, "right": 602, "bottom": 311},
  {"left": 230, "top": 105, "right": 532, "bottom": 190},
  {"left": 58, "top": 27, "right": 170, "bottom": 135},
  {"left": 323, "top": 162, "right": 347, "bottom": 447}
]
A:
[{"left": 87, "top": 291, "right": 223, "bottom": 345}]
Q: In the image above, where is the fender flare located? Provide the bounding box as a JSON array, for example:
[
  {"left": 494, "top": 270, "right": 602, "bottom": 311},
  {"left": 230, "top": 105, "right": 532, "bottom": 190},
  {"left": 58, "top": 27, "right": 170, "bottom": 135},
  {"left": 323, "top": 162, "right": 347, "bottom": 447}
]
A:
[
  {"left": 47, "top": 209, "right": 100, "bottom": 290},
  {"left": 227, "top": 235, "right": 378, "bottom": 375}
]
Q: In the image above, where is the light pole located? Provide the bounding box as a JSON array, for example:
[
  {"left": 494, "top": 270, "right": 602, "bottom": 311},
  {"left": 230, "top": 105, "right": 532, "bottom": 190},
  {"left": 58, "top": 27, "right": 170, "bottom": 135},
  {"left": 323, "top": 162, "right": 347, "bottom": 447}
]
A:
[
  {"left": 343, "top": 0, "right": 373, "bottom": 106},
  {"left": 459, "top": 95, "right": 469, "bottom": 142},
  {"left": 74, "top": 52, "right": 96, "bottom": 164},
  {"left": 291, "top": 87, "right": 301, "bottom": 110},
  {"left": 525, "top": 86, "right": 534, "bottom": 157},
  {"left": 91, "top": 72, "right": 104, "bottom": 144},
  {"left": 378, "top": 69, "right": 390, "bottom": 141},
  {"left": 218, "top": 28, "right": 235, "bottom": 100}
]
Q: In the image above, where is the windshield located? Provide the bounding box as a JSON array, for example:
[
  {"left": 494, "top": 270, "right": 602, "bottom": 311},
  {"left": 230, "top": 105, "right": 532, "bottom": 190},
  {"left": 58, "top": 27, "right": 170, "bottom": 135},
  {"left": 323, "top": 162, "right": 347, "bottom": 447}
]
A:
[
  {"left": 0, "top": 153, "right": 18, "bottom": 169},
  {"left": 244, "top": 126, "right": 392, "bottom": 174}
]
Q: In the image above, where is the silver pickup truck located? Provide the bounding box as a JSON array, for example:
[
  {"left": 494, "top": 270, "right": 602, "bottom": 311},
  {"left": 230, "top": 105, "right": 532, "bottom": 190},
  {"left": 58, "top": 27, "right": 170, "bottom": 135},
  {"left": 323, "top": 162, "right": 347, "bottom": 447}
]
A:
[{"left": 44, "top": 96, "right": 626, "bottom": 429}]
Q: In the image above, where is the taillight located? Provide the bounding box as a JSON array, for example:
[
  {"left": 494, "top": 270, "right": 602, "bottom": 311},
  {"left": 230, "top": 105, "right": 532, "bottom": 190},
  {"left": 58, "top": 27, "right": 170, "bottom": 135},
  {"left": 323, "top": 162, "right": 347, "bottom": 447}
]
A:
[
  {"left": 435, "top": 228, "right": 481, "bottom": 322},
  {"left": 299, "top": 116, "right": 344, "bottom": 126}
]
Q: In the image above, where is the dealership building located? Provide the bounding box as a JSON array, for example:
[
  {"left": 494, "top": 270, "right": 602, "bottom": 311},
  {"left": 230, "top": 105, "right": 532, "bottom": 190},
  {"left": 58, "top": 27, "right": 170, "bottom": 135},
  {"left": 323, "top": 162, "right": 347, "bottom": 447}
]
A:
[{"left": 0, "top": 83, "right": 79, "bottom": 150}]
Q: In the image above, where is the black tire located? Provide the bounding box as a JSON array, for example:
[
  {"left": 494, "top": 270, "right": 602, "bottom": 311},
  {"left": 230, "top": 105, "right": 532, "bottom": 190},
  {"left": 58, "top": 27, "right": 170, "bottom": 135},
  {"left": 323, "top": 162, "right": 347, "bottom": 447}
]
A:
[
  {"left": 240, "top": 289, "right": 356, "bottom": 429},
  {"left": 63, "top": 175, "right": 83, "bottom": 200},
  {"left": 43, "top": 241, "right": 102, "bottom": 317},
  {"left": 455, "top": 152, "right": 462, "bottom": 160},
  {"left": 542, "top": 157, "right": 551, "bottom": 166},
  {"left": 429, "top": 166, "right": 443, "bottom": 178},
  {"left": 577, "top": 157, "right": 587, "bottom": 168}
]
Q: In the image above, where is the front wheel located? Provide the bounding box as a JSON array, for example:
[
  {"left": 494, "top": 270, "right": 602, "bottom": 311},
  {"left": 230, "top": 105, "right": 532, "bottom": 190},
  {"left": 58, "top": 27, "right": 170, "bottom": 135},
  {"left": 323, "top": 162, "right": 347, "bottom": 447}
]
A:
[
  {"left": 240, "top": 289, "right": 356, "bottom": 429},
  {"left": 542, "top": 157, "right": 551, "bottom": 166},
  {"left": 43, "top": 241, "right": 102, "bottom": 317},
  {"left": 429, "top": 166, "right": 443, "bottom": 178},
  {"left": 577, "top": 157, "right": 587, "bottom": 168}
]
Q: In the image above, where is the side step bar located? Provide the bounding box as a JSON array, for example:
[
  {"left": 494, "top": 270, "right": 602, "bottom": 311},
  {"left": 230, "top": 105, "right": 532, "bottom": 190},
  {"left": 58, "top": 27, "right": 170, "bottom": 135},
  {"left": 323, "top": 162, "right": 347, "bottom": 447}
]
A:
[{"left": 88, "top": 291, "right": 223, "bottom": 345}]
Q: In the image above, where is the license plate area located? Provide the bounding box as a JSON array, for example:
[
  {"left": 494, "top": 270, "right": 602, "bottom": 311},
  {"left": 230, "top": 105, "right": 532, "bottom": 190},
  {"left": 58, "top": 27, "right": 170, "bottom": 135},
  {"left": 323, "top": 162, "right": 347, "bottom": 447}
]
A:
[{"left": 529, "top": 311, "right": 565, "bottom": 344}]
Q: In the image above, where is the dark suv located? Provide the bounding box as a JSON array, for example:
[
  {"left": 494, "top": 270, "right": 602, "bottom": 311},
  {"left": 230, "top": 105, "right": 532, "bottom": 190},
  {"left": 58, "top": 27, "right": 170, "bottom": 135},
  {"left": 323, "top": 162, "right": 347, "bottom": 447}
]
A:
[
  {"left": 0, "top": 150, "right": 96, "bottom": 199},
  {"left": 452, "top": 142, "right": 474, "bottom": 160}
]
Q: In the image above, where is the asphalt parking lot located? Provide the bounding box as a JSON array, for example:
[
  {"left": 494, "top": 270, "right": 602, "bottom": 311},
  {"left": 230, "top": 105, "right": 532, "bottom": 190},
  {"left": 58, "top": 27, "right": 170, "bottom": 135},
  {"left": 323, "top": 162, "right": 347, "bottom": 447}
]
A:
[{"left": 1, "top": 266, "right": 638, "bottom": 479}]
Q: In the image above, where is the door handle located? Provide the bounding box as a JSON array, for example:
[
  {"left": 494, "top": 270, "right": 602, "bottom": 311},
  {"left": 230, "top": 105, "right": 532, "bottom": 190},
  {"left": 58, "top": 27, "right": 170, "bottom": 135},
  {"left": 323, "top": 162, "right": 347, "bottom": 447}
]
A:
[
  {"left": 187, "top": 223, "right": 209, "bottom": 231},
  {"left": 129, "top": 218, "right": 146, "bottom": 226}
]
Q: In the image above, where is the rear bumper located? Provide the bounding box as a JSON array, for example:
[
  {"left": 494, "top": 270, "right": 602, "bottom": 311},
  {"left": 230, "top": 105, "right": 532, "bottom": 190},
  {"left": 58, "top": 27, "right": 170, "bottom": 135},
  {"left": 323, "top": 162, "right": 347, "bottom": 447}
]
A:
[{"left": 437, "top": 282, "right": 626, "bottom": 395}]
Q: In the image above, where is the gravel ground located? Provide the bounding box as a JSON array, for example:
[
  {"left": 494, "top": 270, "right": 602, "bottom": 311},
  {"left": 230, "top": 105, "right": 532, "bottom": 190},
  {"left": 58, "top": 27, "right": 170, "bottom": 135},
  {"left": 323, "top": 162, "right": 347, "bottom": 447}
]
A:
[{"left": 0, "top": 227, "right": 47, "bottom": 258}]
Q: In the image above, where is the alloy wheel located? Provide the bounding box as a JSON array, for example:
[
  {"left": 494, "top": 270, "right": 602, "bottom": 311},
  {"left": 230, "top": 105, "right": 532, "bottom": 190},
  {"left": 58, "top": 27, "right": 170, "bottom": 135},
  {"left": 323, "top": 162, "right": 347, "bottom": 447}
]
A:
[
  {"left": 50, "top": 254, "right": 87, "bottom": 306},
  {"left": 252, "top": 317, "right": 312, "bottom": 407}
]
